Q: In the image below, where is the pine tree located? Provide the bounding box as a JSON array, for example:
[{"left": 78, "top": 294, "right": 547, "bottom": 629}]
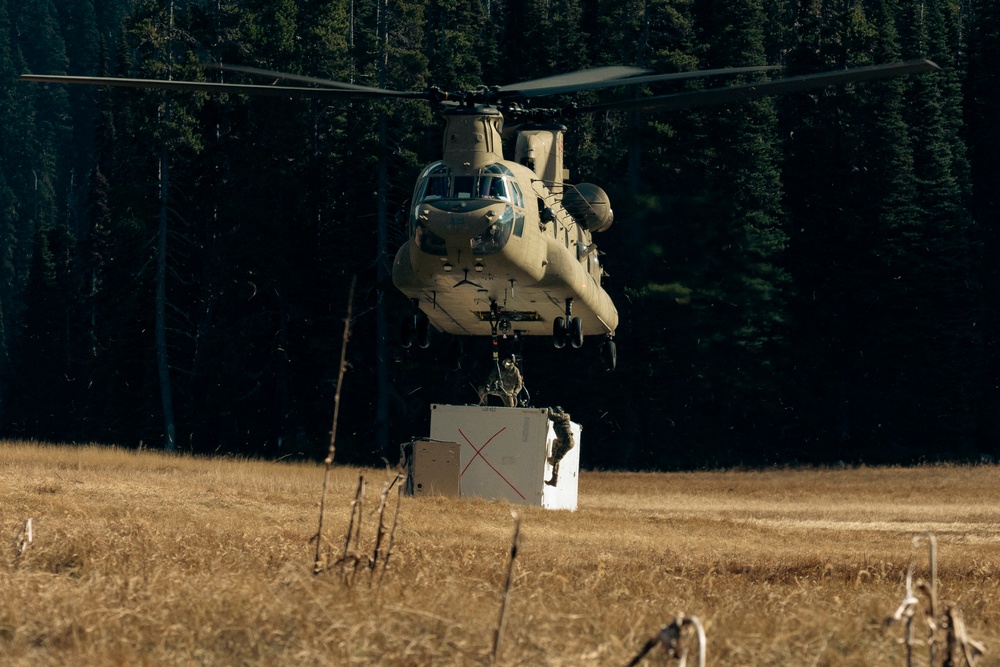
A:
[
  {"left": 967, "top": 0, "right": 1000, "bottom": 453},
  {"left": 0, "top": 0, "right": 18, "bottom": 395},
  {"left": 782, "top": 0, "right": 921, "bottom": 459},
  {"left": 6, "top": 227, "right": 74, "bottom": 439},
  {"left": 639, "top": 0, "right": 791, "bottom": 463},
  {"left": 889, "top": 0, "right": 979, "bottom": 456}
]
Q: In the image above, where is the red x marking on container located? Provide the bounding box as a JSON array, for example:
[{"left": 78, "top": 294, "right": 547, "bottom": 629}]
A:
[{"left": 458, "top": 427, "right": 525, "bottom": 500}]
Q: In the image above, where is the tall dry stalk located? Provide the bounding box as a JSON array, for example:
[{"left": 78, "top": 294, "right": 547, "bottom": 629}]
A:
[
  {"left": 368, "top": 473, "right": 404, "bottom": 586},
  {"left": 376, "top": 483, "right": 404, "bottom": 588},
  {"left": 921, "top": 533, "right": 939, "bottom": 666},
  {"left": 626, "top": 615, "right": 706, "bottom": 667},
  {"left": 13, "top": 518, "right": 33, "bottom": 563},
  {"left": 891, "top": 558, "right": 920, "bottom": 666},
  {"left": 890, "top": 534, "right": 938, "bottom": 666},
  {"left": 312, "top": 276, "right": 357, "bottom": 575},
  {"left": 889, "top": 533, "right": 986, "bottom": 667},
  {"left": 491, "top": 512, "right": 522, "bottom": 665},
  {"left": 332, "top": 475, "right": 367, "bottom": 584},
  {"left": 945, "top": 606, "right": 986, "bottom": 666}
]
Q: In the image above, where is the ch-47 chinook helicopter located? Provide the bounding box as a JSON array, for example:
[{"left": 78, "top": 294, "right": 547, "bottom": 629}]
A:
[{"left": 22, "top": 58, "right": 938, "bottom": 374}]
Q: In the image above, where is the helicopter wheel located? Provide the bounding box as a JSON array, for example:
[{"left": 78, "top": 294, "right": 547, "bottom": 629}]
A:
[
  {"left": 569, "top": 317, "right": 584, "bottom": 349},
  {"left": 415, "top": 312, "right": 431, "bottom": 349},
  {"left": 552, "top": 317, "right": 567, "bottom": 349},
  {"left": 600, "top": 337, "right": 617, "bottom": 372},
  {"left": 400, "top": 315, "right": 416, "bottom": 349}
]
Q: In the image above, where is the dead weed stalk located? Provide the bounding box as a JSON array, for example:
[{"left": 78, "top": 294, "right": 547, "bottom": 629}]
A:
[
  {"left": 490, "top": 511, "right": 522, "bottom": 665},
  {"left": 312, "top": 276, "right": 356, "bottom": 576},
  {"left": 888, "top": 532, "right": 986, "bottom": 667},
  {"left": 372, "top": 473, "right": 405, "bottom": 587},
  {"left": 626, "top": 615, "right": 706, "bottom": 667},
  {"left": 315, "top": 472, "right": 404, "bottom": 587},
  {"left": 13, "top": 518, "right": 33, "bottom": 564}
]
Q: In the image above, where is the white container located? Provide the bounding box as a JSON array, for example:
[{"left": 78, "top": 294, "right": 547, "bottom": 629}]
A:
[{"left": 428, "top": 404, "right": 581, "bottom": 510}]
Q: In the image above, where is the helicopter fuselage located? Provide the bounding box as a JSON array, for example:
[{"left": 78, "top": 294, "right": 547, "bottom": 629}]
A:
[{"left": 391, "top": 106, "right": 618, "bottom": 341}]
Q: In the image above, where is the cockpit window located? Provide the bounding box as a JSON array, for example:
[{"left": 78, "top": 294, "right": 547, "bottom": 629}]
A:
[
  {"left": 511, "top": 181, "right": 524, "bottom": 208},
  {"left": 480, "top": 163, "right": 515, "bottom": 203},
  {"left": 453, "top": 175, "right": 475, "bottom": 198},
  {"left": 479, "top": 175, "right": 508, "bottom": 200},
  {"left": 417, "top": 162, "right": 451, "bottom": 200},
  {"left": 416, "top": 162, "right": 522, "bottom": 207}
]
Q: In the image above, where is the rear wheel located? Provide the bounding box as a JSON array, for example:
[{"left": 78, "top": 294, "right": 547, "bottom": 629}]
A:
[
  {"left": 553, "top": 317, "right": 567, "bottom": 349},
  {"left": 415, "top": 312, "right": 431, "bottom": 349},
  {"left": 569, "top": 317, "right": 584, "bottom": 349},
  {"left": 400, "top": 315, "right": 415, "bottom": 349},
  {"left": 600, "top": 338, "right": 617, "bottom": 371}
]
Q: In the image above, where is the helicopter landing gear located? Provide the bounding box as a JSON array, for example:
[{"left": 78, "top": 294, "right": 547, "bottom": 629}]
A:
[
  {"left": 552, "top": 299, "right": 584, "bottom": 349},
  {"left": 400, "top": 315, "right": 414, "bottom": 349},
  {"left": 400, "top": 308, "right": 431, "bottom": 349},
  {"left": 569, "top": 316, "right": 584, "bottom": 348},
  {"left": 599, "top": 336, "right": 617, "bottom": 372},
  {"left": 553, "top": 317, "right": 567, "bottom": 349},
  {"left": 416, "top": 313, "right": 431, "bottom": 348}
]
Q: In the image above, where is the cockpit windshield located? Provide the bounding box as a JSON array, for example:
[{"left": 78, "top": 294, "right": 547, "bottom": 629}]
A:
[
  {"left": 415, "top": 162, "right": 521, "bottom": 206},
  {"left": 420, "top": 163, "right": 451, "bottom": 199}
]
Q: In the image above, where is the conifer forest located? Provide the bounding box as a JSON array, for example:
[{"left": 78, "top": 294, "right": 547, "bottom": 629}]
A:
[{"left": 1, "top": 0, "right": 997, "bottom": 469}]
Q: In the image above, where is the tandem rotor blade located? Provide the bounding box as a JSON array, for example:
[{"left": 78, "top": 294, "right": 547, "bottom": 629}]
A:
[
  {"left": 19, "top": 73, "right": 423, "bottom": 100},
  {"left": 204, "top": 64, "right": 423, "bottom": 97},
  {"left": 500, "top": 65, "right": 782, "bottom": 99},
  {"left": 575, "top": 59, "right": 940, "bottom": 114},
  {"left": 497, "top": 66, "right": 651, "bottom": 97}
]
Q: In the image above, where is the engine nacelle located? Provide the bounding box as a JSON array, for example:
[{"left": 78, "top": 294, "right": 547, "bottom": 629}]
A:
[{"left": 563, "top": 183, "right": 614, "bottom": 233}]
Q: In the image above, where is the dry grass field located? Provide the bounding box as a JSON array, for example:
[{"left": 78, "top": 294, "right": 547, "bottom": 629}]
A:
[{"left": 2, "top": 441, "right": 999, "bottom": 666}]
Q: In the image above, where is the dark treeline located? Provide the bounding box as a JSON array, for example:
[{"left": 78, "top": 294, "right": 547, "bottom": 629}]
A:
[{"left": 0, "top": 0, "right": 996, "bottom": 468}]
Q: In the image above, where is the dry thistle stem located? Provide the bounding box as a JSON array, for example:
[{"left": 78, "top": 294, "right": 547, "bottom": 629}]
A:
[
  {"left": 914, "top": 532, "right": 940, "bottom": 665},
  {"left": 945, "top": 606, "right": 987, "bottom": 666},
  {"left": 370, "top": 473, "right": 405, "bottom": 587},
  {"left": 332, "top": 475, "right": 367, "bottom": 585},
  {"left": 626, "top": 615, "right": 706, "bottom": 667},
  {"left": 312, "top": 276, "right": 357, "bottom": 575},
  {"left": 889, "top": 559, "right": 920, "bottom": 666},
  {"left": 887, "top": 533, "right": 987, "bottom": 667},
  {"left": 376, "top": 482, "right": 404, "bottom": 587},
  {"left": 14, "top": 518, "right": 33, "bottom": 559},
  {"left": 325, "top": 275, "right": 357, "bottom": 467},
  {"left": 491, "top": 511, "right": 522, "bottom": 665}
]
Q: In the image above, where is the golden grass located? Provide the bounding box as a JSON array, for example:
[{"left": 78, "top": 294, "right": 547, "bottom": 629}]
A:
[{"left": 2, "top": 442, "right": 999, "bottom": 666}]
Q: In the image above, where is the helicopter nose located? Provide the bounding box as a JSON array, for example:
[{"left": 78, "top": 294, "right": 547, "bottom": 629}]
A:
[{"left": 419, "top": 200, "right": 505, "bottom": 242}]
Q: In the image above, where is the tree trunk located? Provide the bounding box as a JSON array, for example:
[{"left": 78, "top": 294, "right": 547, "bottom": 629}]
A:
[
  {"left": 156, "top": 145, "right": 176, "bottom": 451},
  {"left": 375, "top": 0, "right": 391, "bottom": 456}
]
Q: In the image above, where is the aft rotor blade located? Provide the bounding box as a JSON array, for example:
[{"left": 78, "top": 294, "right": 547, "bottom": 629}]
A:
[
  {"left": 503, "top": 65, "right": 782, "bottom": 98},
  {"left": 498, "top": 66, "right": 651, "bottom": 97},
  {"left": 576, "top": 60, "right": 940, "bottom": 113},
  {"left": 206, "top": 63, "right": 411, "bottom": 95},
  {"left": 19, "top": 74, "right": 424, "bottom": 100},
  {"left": 604, "top": 65, "right": 782, "bottom": 87}
]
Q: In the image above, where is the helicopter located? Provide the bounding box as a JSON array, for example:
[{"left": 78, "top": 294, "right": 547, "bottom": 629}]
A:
[
  {"left": 22, "top": 58, "right": 939, "bottom": 375},
  {"left": 389, "top": 58, "right": 939, "bottom": 373}
]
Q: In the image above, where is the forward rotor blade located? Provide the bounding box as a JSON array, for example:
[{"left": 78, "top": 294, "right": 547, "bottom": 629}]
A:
[
  {"left": 501, "top": 65, "right": 782, "bottom": 99},
  {"left": 575, "top": 59, "right": 940, "bottom": 114},
  {"left": 19, "top": 74, "right": 425, "bottom": 100},
  {"left": 205, "top": 63, "right": 409, "bottom": 95},
  {"left": 498, "top": 66, "right": 651, "bottom": 97}
]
